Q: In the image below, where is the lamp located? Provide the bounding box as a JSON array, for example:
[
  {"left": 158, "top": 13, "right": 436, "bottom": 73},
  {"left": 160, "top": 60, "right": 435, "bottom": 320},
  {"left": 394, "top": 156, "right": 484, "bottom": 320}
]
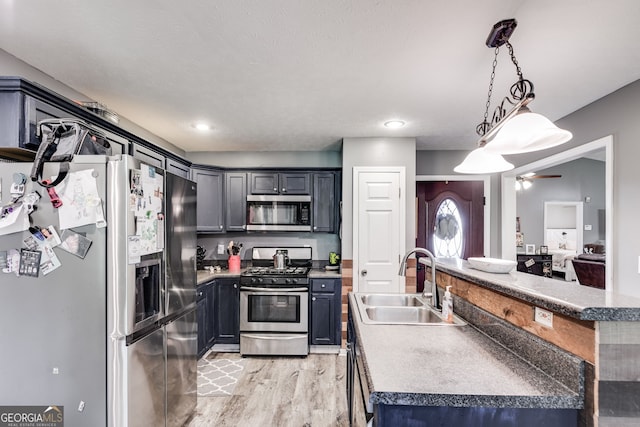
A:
[
  {"left": 454, "top": 147, "right": 514, "bottom": 174},
  {"left": 455, "top": 19, "right": 572, "bottom": 173}
]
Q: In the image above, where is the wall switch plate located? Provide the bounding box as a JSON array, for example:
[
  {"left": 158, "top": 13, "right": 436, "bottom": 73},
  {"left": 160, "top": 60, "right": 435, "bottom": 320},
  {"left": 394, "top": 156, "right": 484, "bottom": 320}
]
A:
[
  {"left": 534, "top": 307, "right": 553, "bottom": 328},
  {"left": 584, "top": 224, "right": 592, "bottom": 231},
  {"left": 217, "top": 244, "right": 225, "bottom": 255}
]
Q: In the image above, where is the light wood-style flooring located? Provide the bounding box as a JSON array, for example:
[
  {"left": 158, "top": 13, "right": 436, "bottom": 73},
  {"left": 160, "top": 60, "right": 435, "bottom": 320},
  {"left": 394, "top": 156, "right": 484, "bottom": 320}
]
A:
[{"left": 189, "top": 352, "right": 349, "bottom": 427}]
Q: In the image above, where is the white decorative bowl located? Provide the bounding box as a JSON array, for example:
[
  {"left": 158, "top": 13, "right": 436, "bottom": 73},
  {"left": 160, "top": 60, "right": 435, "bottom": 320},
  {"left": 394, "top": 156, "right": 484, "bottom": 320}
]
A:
[{"left": 467, "top": 257, "right": 517, "bottom": 274}]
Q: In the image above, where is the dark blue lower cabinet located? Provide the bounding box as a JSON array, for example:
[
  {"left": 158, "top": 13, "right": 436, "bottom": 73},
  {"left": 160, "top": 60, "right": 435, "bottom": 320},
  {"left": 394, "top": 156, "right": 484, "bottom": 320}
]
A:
[
  {"left": 374, "top": 405, "right": 578, "bottom": 427},
  {"left": 197, "top": 280, "right": 216, "bottom": 358},
  {"left": 309, "top": 278, "right": 342, "bottom": 345},
  {"left": 215, "top": 278, "right": 240, "bottom": 344}
]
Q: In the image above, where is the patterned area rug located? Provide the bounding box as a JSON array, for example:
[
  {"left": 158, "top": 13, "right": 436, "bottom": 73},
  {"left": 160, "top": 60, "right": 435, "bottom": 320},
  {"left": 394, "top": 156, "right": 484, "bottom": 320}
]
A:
[{"left": 198, "top": 358, "right": 246, "bottom": 397}]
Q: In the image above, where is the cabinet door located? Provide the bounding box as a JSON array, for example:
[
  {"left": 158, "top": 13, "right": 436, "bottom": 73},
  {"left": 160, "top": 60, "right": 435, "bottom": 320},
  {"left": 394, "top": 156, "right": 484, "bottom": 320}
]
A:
[
  {"left": 215, "top": 279, "right": 240, "bottom": 344},
  {"left": 131, "top": 143, "right": 165, "bottom": 169},
  {"left": 310, "top": 278, "right": 342, "bottom": 345},
  {"left": 225, "top": 172, "right": 247, "bottom": 231},
  {"left": 197, "top": 296, "right": 207, "bottom": 358},
  {"left": 249, "top": 172, "right": 279, "bottom": 194},
  {"left": 166, "top": 158, "right": 191, "bottom": 179},
  {"left": 101, "top": 130, "right": 129, "bottom": 156},
  {"left": 310, "top": 293, "right": 336, "bottom": 345},
  {"left": 313, "top": 173, "right": 336, "bottom": 232},
  {"left": 206, "top": 283, "right": 216, "bottom": 347},
  {"left": 191, "top": 168, "right": 224, "bottom": 233},
  {"left": 280, "top": 173, "right": 310, "bottom": 194}
]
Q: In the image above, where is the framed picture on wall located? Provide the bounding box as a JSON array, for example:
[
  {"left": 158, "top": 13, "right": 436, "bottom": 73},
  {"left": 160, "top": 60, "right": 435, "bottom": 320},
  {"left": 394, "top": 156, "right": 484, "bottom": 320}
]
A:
[
  {"left": 540, "top": 245, "right": 548, "bottom": 255},
  {"left": 525, "top": 244, "right": 536, "bottom": 255},
  {"left": 516, "top": 232, "right": 524, "bottom": 247}
]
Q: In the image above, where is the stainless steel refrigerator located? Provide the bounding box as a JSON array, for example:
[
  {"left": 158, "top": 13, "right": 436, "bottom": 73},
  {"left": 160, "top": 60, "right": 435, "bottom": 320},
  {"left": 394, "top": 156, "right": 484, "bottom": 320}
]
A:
[{"left": 0, "top": 155, "right": 197, "bottom": 426}]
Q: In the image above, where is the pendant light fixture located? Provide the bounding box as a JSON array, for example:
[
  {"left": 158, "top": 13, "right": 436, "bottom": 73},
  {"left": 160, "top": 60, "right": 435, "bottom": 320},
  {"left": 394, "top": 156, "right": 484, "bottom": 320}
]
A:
[{"left": 455, "top": 19, "right": 572, "bottom": 173}]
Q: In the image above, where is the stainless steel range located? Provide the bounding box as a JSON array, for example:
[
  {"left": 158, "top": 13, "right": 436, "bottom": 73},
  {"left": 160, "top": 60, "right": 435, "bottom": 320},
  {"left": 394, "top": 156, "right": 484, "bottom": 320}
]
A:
[{"left": 239, "top": 247, "right": 312, "bottom": 356}]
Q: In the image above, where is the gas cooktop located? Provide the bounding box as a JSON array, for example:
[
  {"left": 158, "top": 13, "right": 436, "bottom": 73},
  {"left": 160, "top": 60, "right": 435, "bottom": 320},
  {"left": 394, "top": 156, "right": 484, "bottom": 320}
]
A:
[{"left": 242, "top": 266, "right": 310, "bottom": 277}]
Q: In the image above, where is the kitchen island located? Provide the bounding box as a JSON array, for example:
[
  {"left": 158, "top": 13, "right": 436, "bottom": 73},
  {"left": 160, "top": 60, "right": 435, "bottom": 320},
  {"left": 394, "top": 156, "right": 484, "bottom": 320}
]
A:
[
  {"left": 347, "top": 292, "right": 583, "bottom": 426},
  {"left": 431, "top": 258, "right": 640, "bottom": 427}
]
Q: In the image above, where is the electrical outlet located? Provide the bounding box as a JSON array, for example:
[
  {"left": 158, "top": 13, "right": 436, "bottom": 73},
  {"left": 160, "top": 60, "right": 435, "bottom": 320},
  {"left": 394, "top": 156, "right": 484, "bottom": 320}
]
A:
[
  {"left": 534, "top": 307, "right": 553, "bottom": 328},
  {"left": 52, "top": 367, "right": 59, "bottom": 375}
]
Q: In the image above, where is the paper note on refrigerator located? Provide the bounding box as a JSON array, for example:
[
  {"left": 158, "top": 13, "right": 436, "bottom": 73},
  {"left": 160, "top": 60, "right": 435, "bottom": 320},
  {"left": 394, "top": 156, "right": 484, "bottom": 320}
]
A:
[
  {"left": 56, "top": 169, "right": 105, "bottom": 230},
  {"left": 0, "top": 203, "right": 29, "bottom": 236}
]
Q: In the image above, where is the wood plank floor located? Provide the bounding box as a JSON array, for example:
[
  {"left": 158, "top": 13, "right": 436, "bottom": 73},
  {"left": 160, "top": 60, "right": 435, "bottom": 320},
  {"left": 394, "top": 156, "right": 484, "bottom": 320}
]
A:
[{"left": 188, "top": 352, "right": 349, "bottom": 427}]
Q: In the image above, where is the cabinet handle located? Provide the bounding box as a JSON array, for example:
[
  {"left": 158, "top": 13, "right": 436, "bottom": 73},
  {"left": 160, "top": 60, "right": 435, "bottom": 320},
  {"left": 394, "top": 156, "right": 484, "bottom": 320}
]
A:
[
  {"left": 321, "top": 284, "right": 326, "bottom": 288},
  {"left": 219, "top": 225, "right": 223, "bottom": 229},
  {"left": 273, "top": 187, "right": 277, "bottom": 191},
  {"left": 234, "top": 283, "right": 238, "bottom": 288},
  {"left": 282, "top": 188, "right": 286, "bottom": 192},
  {"left": 312, "top": 297, "right": 316, "bottom": 301}
]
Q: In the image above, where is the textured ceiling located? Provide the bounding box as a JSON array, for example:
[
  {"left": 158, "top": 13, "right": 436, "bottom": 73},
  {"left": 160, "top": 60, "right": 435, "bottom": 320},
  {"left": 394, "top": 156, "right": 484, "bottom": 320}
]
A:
[{"left": 1, "top": 1, "right": 639, "bottom": 153}]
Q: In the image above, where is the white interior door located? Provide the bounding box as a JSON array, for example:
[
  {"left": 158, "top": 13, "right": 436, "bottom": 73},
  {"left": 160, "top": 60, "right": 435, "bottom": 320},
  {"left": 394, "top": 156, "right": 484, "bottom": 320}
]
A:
[{"left": 353, "top": 167, "right": 405, "bottom": 293}]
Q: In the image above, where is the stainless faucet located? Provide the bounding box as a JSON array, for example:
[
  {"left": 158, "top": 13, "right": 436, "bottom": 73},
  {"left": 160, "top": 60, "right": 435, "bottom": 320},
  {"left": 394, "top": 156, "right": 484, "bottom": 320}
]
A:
[{"left": 398, "top": 248, "right": 438, "bottom": 309}]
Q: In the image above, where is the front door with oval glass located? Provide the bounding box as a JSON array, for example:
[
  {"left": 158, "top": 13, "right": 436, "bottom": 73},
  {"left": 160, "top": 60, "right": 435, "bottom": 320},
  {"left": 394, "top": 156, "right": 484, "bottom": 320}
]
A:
[{"left": 416, "top": 181, "right": 484, "bottom": 292}]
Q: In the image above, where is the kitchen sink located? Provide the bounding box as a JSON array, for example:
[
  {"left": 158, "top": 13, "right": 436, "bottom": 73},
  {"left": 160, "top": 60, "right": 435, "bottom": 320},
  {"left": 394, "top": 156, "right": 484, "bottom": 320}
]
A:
[
  {"left": 359, "top": 294, "right": 426, "bottom": 307},
  {"left": 365, "top": 306, "right": 445, "bottom": 323},
  {"left": 354, "top": 293, "right": 466, "bottom": 326}
]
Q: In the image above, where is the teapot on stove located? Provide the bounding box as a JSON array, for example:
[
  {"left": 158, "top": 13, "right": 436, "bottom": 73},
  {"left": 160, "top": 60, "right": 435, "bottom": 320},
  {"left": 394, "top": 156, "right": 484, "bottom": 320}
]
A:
[{"left": 273, "top": 249, "right": 289, "bottom": 270}]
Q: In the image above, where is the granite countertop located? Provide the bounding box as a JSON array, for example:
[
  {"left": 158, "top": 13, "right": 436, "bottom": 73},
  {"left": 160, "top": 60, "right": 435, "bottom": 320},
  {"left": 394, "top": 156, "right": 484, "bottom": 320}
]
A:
[
  {"left": 348, "top": 293, "right": 582, "bottom": 409},
  {"left": 435, "top": 258, "right": 640, "bottom": 321},
  {"left": 196, "top": 269, "right": 243, "bottom": 285},
  {"left": 308, "top": 268, "right": 342, "bottom": 278}
]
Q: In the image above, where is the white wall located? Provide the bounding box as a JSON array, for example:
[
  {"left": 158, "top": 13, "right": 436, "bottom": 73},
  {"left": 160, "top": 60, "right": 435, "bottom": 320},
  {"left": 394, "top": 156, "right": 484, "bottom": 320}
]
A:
[
  {"left": 341, "top": 137, "right": 416, "bottom": 259},
  {"left": 0, "top": 49, "right": 184, "bottom": 155}
]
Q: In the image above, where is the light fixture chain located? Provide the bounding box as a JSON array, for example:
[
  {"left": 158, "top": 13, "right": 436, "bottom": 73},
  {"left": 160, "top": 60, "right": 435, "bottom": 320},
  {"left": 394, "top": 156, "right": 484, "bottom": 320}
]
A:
[
  {"left": 476, "top": 47, "right": 500, "bottom": 137},
  {"left": 506, "top": 41, "right": 534, "bottom": 100},
  {"left": 506, "top": 42, "right": 523, "bottom": 80}
]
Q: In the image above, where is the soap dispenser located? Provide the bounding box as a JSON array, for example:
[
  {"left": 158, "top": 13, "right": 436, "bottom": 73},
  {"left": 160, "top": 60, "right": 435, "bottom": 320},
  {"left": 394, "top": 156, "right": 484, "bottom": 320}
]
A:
[{"left": 442, "top": 286, "right": 453, "bottom": 323}]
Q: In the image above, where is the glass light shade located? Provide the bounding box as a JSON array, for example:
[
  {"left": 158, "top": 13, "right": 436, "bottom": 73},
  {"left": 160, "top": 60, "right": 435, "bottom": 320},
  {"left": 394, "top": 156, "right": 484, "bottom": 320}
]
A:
[
  {"left": 483, "top": 110, "right": 573, "bottom": 155},
  {"left": 454, "top": 147, "right": 514, "bottom": 174},
  {"left": 522, "top": 179, "right": 532, "bottom": 189}
]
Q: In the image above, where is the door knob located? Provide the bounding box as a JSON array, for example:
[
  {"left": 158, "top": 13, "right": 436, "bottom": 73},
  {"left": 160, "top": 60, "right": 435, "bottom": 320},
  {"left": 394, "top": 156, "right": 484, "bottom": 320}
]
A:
[{"left": 361, "top": 270, "right": 367, "bottom": 277}]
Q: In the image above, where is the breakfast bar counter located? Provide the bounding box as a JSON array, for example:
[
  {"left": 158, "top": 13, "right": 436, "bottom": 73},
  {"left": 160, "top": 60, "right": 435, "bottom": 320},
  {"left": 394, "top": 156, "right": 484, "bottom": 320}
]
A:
[{"left": 435, "top": 258, "right": 640, "bottom": 321}]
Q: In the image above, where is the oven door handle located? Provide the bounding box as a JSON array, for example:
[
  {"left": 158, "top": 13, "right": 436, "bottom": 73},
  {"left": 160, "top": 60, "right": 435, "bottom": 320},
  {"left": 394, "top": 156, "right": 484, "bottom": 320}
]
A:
[
  {"left": 241, "top": 334, "right": 305, "bottom": 341},
  {"left": 240, "top": 286, "right": 308, "bottom": 292}
]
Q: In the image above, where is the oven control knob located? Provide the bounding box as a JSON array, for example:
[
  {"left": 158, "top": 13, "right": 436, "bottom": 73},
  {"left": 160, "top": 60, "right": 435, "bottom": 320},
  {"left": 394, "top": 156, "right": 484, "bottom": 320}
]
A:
[{"left": 271, "top": 278, "right": 278, "bottom": 284}]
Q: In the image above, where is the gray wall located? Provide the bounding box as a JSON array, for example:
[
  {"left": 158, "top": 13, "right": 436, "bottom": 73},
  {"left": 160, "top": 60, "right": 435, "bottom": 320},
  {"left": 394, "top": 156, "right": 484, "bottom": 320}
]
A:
[
  {"left": 516, "top": 158, "right": 606, "bottom": 249},
  {"left": 186, "top": 150, "right": 341, "bottom": 168},
  {"left": 505, "top": 79, "right": 640, "bottom": 297},
  {"left": 342, "top": 137, "right": 416, "bottom": 259},
  {"left": 197, "top": 232, "right": 340, "bottom": 264},
  {"left": 0, "top": 49, "right": 184, "bottom": 156}
]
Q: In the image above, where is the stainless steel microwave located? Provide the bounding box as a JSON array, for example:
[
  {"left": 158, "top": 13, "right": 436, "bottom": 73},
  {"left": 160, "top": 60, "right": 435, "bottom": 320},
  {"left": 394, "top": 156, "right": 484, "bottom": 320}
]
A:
[{"left": 246, "top": 195, "right": 311, "bottom": 231}]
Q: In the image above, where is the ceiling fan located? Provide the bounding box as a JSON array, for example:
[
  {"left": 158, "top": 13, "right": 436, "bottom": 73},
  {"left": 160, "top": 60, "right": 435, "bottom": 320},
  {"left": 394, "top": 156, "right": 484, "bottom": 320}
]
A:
[{"left": 515, "top": 172, "right": 562, "bottom": 190}]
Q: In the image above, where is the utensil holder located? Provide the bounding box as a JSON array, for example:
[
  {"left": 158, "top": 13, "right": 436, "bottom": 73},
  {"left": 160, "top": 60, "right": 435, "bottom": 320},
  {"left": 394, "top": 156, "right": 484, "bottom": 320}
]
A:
[{"left": 228, "top": 255, "right": 241, "bottom": 272}]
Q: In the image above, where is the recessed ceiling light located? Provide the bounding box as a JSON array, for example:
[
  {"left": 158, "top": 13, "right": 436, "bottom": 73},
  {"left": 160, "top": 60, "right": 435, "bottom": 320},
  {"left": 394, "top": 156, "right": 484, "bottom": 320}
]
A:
[
  {"left": 192, "top": 122, "right": 211, "bottom": 131},
  {"left": 384, "top": 120, "right": 406, "bottom": 129}
]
